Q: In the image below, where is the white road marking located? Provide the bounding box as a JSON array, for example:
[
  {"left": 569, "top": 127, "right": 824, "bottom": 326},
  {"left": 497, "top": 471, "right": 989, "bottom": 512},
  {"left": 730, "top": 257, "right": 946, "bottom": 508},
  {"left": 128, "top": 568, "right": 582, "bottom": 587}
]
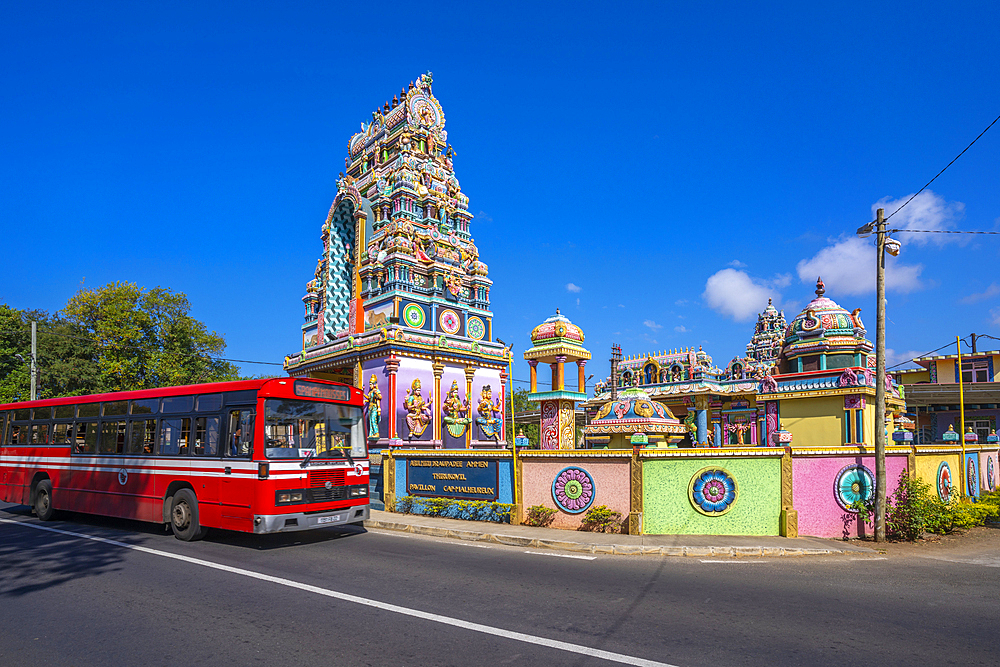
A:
[
  {"left": 700, "top": 560, "right": 769, "bottom": 564},
  {"left": 451, "top": 541, "right": 492, "bottom": 549},
  {"left": 849, "top": 557, "right": 888, "bottom": 561},
  {"left": 524, "top": 551, "right": 596, "bottom": 561},
  {"left": 0, "top": 518, "right": 675, "bottom": 667}
]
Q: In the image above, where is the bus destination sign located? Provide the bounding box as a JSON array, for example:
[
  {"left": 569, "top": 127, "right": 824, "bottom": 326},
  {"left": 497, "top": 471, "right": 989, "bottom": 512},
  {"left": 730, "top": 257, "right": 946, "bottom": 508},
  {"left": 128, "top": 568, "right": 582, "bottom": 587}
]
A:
[
  {"left": 405, "top": 458, "right": 499, "bottom": 501},
  {"left": 294, "top": 381, "right": 350, "bottom": 402}
]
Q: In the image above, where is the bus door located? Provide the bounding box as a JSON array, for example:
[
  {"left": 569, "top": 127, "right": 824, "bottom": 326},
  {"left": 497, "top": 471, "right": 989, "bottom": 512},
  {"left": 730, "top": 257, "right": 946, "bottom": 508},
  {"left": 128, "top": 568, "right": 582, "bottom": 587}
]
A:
[{"left": 220, "top": 409, "right": 255, "bottom": 531}]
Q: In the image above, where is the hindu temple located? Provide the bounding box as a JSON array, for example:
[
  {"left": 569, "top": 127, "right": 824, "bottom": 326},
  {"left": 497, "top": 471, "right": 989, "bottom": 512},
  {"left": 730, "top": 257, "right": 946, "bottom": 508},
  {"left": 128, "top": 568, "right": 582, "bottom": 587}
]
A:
[{"left": 284, "top": 73, "right": 510, "bottom": 449}]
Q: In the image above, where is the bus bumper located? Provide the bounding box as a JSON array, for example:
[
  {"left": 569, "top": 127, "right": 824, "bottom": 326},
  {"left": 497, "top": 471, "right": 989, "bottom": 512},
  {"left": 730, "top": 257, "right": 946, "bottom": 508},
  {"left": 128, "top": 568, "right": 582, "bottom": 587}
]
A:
[{"left": 252, "top": 505, "right": 370, "bottom": 533}]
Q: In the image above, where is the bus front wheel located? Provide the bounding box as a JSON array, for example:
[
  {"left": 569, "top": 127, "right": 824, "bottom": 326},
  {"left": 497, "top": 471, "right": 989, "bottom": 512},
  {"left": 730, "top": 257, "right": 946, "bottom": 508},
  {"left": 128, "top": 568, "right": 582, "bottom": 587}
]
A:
[
  {"left": 170, "top": 489, "right": 209, "bottom": 541},
  {"left": 34, "top": 480, "right": 56, "bottom": 521}
]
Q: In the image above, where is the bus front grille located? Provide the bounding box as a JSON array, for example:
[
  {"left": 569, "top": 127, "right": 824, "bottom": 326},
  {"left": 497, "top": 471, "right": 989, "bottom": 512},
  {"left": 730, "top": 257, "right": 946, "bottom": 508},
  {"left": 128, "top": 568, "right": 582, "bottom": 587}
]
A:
[{"left": 309, "top": 469, "right": 347, "bottom": 488}]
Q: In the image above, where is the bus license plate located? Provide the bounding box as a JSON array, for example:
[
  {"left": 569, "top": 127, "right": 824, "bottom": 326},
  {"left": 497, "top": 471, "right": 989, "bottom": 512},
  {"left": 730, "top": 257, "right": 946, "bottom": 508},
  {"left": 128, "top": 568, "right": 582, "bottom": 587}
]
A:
[{"left": 317, "top": 515, "right": 343, "bottom": 524}]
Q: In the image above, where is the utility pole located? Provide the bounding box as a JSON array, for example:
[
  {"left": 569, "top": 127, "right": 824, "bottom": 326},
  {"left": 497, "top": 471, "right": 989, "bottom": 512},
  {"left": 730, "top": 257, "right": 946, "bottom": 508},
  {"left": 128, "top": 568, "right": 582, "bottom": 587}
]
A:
[
  {"left": 958, "top": 336, "right": 967, "bottom": 496},
  {"left": 30, "top": 320, "right": 37, "bottom": 402},
  {"left": 874, "top": 208, "right": 887, "bottom": 542}
]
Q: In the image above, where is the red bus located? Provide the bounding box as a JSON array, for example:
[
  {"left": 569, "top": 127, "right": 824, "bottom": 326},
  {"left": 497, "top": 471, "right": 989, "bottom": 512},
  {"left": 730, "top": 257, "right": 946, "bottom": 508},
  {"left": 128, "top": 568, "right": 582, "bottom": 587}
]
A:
[{"left": 0, "top": 378, "right": 370, "bottom": 540}]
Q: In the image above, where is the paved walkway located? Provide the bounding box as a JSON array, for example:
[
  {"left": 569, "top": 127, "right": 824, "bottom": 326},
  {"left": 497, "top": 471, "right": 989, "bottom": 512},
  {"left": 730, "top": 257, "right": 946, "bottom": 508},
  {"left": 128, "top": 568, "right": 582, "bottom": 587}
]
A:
[{"left": 364, "top": 510, "right": 875, "bottom": 558}]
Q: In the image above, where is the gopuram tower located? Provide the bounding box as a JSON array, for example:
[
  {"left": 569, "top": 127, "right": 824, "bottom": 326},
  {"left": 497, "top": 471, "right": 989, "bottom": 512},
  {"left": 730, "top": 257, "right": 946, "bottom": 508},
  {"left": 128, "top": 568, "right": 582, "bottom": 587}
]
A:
[{"left": 284, "top": 73, "right": 510, "bottom": 450}]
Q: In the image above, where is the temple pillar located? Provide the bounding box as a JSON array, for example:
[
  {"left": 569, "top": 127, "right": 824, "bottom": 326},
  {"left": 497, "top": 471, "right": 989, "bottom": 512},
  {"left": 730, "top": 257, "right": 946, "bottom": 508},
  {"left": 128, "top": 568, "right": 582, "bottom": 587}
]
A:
[
  {"left": 528, "top": 361, "right": 538, "bottom": 393},
  {"left": 500, "top": 368, "right": 508, "bottom": 446},
  {"left": 432, "top": 361, "right": 444, "bottom": 446},
  {"left": 695, "top": 395, "right": 710, "bottom": 446},
  {"left": 549, "top": 362, "right": 558, "bottom": 391},
  {"left": 464, "top": 366, "right": 476, "bottom": 449},
  {"left": 555, "top": 355, "right": 566, "bottom": 391},
  {"left": 577, "top": 359, "right": 587, "bottom": 393},
  {"left": 713, "top": 421, "right": 722, "bottom": 448},
  {"left": 385, "top": 356, "right": 399, "bottom": 440},
  {"left": 352, "top": 209, "right": 367, "bottom": 334}
]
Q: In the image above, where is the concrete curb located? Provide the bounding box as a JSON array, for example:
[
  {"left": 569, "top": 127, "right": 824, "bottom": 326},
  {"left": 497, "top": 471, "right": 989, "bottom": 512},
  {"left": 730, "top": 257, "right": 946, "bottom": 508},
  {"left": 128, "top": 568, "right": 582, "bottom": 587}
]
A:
[{"left": 363, "top": 519, "right": 846, "bottom": 558}]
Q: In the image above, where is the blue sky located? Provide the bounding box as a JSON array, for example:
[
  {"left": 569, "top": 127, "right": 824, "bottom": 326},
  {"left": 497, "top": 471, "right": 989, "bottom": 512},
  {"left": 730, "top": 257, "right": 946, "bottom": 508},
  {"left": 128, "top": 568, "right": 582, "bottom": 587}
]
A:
[{"left": 2, "top": 2, "right": 999, "bottom": 389}]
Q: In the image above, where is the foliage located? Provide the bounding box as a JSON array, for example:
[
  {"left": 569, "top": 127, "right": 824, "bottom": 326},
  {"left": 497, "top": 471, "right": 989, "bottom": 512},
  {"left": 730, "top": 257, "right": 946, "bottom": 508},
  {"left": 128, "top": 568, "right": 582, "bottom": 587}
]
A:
[
  {"left": 0, "top": 306, "right": 100, "bottom": 403},
  {"left": 523, "top": 504, "right": 557, "bottom": 527},
  {"left": 394, "top": 495, "right": 514, "bottom": 523},
  {"left": 854, "top": 470, "right": 1000, "bottom": 541},
  {"left": 506, "top": 387, "right": 539, "bottom": 448},
  {"left": 580, "top": 504, "right": 623, "bottom": 533},
  {"left": 63, "top": 281, "right": 240, "bottom": 392}
]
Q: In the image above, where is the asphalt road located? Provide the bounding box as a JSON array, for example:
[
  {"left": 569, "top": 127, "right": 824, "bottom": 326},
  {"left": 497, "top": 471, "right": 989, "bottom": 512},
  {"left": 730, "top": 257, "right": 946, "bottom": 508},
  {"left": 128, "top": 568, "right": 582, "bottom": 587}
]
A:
[{"left": 1, "top": 501, "right": 998, "bottom": 667}]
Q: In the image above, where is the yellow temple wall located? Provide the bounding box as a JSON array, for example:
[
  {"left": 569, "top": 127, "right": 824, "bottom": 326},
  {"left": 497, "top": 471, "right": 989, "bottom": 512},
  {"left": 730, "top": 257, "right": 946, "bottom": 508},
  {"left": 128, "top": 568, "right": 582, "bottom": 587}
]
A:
[{"left": 780, "top": 397, "right": 844, "bottom": 447}]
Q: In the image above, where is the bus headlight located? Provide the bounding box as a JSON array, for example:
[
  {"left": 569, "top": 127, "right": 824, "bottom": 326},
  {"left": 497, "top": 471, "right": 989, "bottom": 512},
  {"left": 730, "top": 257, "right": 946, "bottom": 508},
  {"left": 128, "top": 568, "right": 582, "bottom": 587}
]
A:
[
  {"left": 290, "top": 492, "right": 303, "bottom": 502},
  {"left": 350, "top": 486, "right": 367, "bottom": 497},
  {"left": 277, "top": 492, "right": 290, "bottom": 503}
]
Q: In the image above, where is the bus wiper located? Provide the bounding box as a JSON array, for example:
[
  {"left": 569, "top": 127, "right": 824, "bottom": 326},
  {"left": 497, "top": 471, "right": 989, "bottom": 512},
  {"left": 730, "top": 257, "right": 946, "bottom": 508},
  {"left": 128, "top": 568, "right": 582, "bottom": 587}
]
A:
[{"left": 300, "top": 450, "right": 315, "bottom": 468}]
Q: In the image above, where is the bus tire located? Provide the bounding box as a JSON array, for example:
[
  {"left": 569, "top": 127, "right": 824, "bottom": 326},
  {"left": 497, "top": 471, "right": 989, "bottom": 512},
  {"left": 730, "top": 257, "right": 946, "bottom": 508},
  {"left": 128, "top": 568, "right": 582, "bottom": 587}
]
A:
[
  {"left": 34, "top": 480, "right": 56, "bottom": 521},
  {"left": 170, "top": 489, "right": 209, "bottom": 541}
]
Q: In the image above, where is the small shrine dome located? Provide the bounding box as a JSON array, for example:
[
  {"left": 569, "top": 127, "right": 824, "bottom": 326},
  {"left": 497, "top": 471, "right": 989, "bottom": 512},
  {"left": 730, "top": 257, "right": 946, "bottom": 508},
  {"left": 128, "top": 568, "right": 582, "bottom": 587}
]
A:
[
  {"left": 585, "top": 386, "right": 687, "bottom": 448},
  {"left": 530, "top": 308, "right": 585, "bottom": 345},
  {"left": 525, "top": 308, "right": 590, "bottom": 365},
  {"left": 780, "top": 277, "right": 872, "bottom": 372}
]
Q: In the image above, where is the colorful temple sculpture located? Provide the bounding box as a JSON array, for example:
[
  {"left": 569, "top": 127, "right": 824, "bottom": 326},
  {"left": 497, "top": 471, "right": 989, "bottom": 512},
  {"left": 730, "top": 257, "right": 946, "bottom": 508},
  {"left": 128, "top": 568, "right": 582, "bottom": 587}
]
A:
[
  {"left": 727, "top": 298, "right": 785, "bottom": 379},
  {"left": 524, "top": 310, "right": 591, "bottom": 449},
  {"left": 586, "top": 278, "right": 906, "bottom": 449},
  {"left": 756, "top": 278, "right": 905, "bottom": 447},
  {"left": 895, "top": 344, "right": 1000, "bottom": 445},
  {"left": 583, "top": 386, "right": 687, "bottom": 448},
  {"left": 284, "top": 73, "right": 510, "bottom": 449},
  {"left": 589, "top": 345, "right": 760, "bottom": 447}
]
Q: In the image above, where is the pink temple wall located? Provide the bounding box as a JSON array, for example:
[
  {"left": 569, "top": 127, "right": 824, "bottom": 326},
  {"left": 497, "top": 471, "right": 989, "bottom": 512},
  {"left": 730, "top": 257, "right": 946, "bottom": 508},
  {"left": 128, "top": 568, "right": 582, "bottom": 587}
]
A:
[
  {"left": 520, "top": 458, "right": 631, "bottom": 530},
  {"left": 793, "top": 455, "right": 909, "bottom": 539},
  {"left": 980, "top": 449, "right": 998, "bottom": 493}
]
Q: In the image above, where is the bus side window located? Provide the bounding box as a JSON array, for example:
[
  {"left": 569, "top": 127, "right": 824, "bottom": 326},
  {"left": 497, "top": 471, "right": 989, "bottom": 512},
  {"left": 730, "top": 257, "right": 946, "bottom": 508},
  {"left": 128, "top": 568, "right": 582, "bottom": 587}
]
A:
[
  {"left": 11, "top": 424, "right": 25, "bottom": 444},
  {"left": 160, "top": 418, "right": 191, "bottom": 456},
  {"left": 99, "top": 421, "right": 126, "bottom": 454},
  {"left": 128, "top": 419, "right": 156, "bottom": 455},
  {"left": 227, "top": 410, "right": 253, "bottom": 458},
  {"left": 31, "top": 423, "right": 50, "bottom": 445},
  {"left": 194, "top": 417, "right": 220, "bottom": 456},
  {"left": 75, "top": 422, "right": 97, "bottom": 454}
]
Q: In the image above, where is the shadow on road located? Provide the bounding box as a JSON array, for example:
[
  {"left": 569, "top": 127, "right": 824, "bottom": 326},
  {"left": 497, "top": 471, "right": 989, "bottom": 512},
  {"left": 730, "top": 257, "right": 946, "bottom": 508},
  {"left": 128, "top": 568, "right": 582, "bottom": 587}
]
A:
[
  {"left": 207, "top": 524, "right": 368, "bottom": 551},
  {"left": 0, "top": 504, "right": 141, "bottom": 598}
]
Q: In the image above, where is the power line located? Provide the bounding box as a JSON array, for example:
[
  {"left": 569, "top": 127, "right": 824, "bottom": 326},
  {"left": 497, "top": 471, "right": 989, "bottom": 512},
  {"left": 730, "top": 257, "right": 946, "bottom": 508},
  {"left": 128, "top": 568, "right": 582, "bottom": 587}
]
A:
[
  {"left": 884, "top": 111, "right": 1000, "bottom": 223},
  {"left": 886, "top": 339, "right": 961, "bottom": 371},
  {"left": 889, "top": 229, "right": 1000, "bottom": 235},
  {"left": 0, "top": 328, "right": 284, "bottom": 366}
]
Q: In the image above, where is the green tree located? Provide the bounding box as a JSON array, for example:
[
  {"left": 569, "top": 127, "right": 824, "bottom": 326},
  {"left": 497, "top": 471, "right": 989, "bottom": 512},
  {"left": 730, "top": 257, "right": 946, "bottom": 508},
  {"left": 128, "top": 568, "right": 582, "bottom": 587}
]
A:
[
  {"left": 63, "top": 281, "right": 240, "bottom": 391},
  {"left": 0, "top": 306, "right": 100, "bottom": 403},
  {"left": 506, "top": 386, "right": 539, "bottom": 447}
]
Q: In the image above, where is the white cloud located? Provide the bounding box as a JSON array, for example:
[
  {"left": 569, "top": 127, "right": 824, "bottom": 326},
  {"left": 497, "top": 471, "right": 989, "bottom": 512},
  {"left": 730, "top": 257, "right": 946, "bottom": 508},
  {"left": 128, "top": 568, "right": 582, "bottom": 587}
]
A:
[
  {"left": 796, "top": 236, "right": 924, "bottom": 295},
  {"left": 991, "top": 308, "right": 1000, "bottom": 327},
  {"left": 576, "top": 297, "right": 580, "bottom": 306},
  {"left": 675, "top": 325, "right": 689, "bottom": 333},
  {"left": 961, "top": 283, "right": 1000, "bottom": 304},
  {"left": 675, "top": 299, "right": 688, "bottom": 306},
  {"left": 771, "top": 273, "right": 792, "bottom": 288},
  {"left": 643, "top": 320, "right": 663, "bottom": 331},
  {"left": 727, "top": 259, "right": 747, "bottom": 268},
  {"left": 702, "top": 268, "right": 784, "bottom": 321},
  {"left": 566, "top": 283, "right": 582, "bottom": 293},
  {"left": 476, "top": 210, "right": 494, "bottom": 223},
  {"left": 874, "top": 190, "right": 964, "bottom": 246}
]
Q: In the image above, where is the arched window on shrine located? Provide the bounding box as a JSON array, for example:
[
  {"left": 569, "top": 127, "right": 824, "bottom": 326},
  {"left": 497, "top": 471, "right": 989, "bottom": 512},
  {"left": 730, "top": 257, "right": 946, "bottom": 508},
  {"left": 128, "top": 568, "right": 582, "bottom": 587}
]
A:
[
  {"left": 644, "top": 364, "right": 656, "bottom": 385},
  {"left": 731, "top": 362, "right": 743, "bottom": 379},
  {"left": 622, "top": 370, "right": 633, "bottom": 387}
]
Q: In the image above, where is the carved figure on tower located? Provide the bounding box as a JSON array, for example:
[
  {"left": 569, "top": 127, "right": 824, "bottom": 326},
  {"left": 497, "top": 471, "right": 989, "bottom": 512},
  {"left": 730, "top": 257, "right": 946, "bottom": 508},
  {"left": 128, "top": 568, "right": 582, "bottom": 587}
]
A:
[
  {"left": 404, "top": 378, "right": 433, "bottom": 438},
  {"left": 476, "top": 384, "right": 503, "bottom": 440},
  {"left": 364, "top": 374, "right": 381, "bottom": 440}
]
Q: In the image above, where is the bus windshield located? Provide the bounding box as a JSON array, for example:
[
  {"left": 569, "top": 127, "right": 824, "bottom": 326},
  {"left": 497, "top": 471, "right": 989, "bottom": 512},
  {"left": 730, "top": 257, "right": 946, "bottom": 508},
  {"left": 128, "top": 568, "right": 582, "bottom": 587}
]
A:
[{"left": 263, "top": 399, "right": 366, "bottom": 460}]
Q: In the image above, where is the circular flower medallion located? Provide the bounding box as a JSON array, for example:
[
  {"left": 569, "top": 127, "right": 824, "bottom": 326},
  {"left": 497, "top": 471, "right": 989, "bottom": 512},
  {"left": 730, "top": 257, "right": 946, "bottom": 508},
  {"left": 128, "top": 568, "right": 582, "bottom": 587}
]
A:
[
  {"left": 834, "top": 464, "right": 875, "bottom": 512},
  {"left": 552, "top": 467, "right": 595, "bottom": 514},
  {"left": 967, "top": 457, "right": 978, "bottom": 496},
  {"left": 987, "top": 456, "right": 996, "bottom": 492},
  {"left": 937, "top": 461, "right": 953, "bottom": 503},
  {"left": 402, "top": 303, "right": 425, "bottom": 328},
  {"left": 689, "top": 467, "right": 738, "bottom": 516},
  {"left": 439, "top": 309, "right": 461, "bottom": 335},
  {"left": 466, "top": 316, "right": 485, "bottom": 340}
]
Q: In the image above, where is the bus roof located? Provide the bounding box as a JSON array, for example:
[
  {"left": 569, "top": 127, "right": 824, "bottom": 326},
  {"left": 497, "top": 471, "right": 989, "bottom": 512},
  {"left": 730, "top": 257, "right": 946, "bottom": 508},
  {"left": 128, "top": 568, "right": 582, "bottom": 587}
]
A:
[{"left": 0, "top": 377, "right": 349, "bottom": 410}]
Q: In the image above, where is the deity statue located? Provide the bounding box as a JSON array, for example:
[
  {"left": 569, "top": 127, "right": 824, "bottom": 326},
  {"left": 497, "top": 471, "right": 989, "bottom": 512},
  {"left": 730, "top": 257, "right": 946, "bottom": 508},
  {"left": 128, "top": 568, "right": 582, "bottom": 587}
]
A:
[
  {"left": 442, "top": 380, "right": 471, "bottom": 438},
  {"left": 444, "top": 270, "right": 462, "bottom": 297},
  {"left": 364, "top": 374, "right": 381, "bottom": 440},
  {"left": 404, "top": 378, "right": 433, "bottom": 438},
  {"left": 476, "top": 385, "right": 503, "bottom": 440}
]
